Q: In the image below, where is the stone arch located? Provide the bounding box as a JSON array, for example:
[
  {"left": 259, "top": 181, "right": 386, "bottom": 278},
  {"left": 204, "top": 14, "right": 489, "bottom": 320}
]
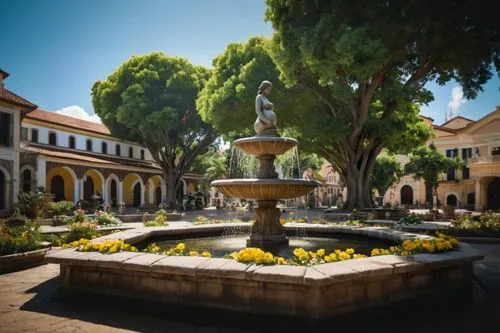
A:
[
  {"left": 145, "top": 175, "right": 164, "bottom": 205},
  {"left": 445, "top": 191, "right": 460, "bottom": 207},
  {"left": 20, "top": 165, "right": 36, "bottom": 193},
  {"left": 0, "top": 165, "right": 10, "bottom": 210},
  {"left": 83, "top": 169, "right": 105, "bottom": 200},
  {"left": 105, "top": 173, "right": 120, "bottom": 207},
  {"left": 400, "top": 185, "right": 414, "bottom": 206},
  {"left": 123, "top": 173, "right": 144, "bottom": 206},
  {"left": 46, "top": 166, "right": 77, "bottom": 202}
]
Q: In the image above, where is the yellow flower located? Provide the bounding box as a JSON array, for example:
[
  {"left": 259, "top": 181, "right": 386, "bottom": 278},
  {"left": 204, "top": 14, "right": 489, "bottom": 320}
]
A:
[
  {"left": 401, "top": 251, "right": 409, "bottom": 256},
  {"left": 188, "top": 251, "right": 199, "bottom": 256},
  {"left": 201, "top": 251, "right": 212, "bottom": 258},
  {"left": 175, "top": 243, "right": 186, "bottom": 251},
  {"left": 316, "top": 249, "right": 325, "bottom": 257},
  {"left": 371, "top": 248, "right": 380, "bottom": 256},
  {"left": 346, "top": 248, "right": 355, "bottom": 255}
]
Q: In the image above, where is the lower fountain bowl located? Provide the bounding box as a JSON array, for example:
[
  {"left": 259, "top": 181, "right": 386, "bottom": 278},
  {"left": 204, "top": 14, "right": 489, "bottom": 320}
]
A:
[{"left": 210, "top": 178, "right": 319, "bottom": 200}]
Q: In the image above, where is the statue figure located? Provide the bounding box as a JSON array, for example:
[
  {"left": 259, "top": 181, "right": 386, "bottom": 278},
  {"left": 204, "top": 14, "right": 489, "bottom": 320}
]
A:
[{"left": 254, "top": 80, "right": 278, "bottom": 136}]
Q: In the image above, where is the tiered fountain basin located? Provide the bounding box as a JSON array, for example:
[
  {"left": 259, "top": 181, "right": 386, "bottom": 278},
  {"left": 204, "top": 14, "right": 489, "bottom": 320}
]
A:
[
  {"left": 211, "top": 179, "right": 318, "bottom": 200},
  {"left": 233, "top": 136, "right": 299, "bottom": 156},
  {"left": 45, "top": 223, "right": 483, "bottom": 319}
]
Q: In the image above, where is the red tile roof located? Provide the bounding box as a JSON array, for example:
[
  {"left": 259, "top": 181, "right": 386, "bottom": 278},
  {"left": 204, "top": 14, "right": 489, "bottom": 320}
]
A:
[
  {"left": 25, "top": 109, "right": 111, "bottom": 135},
  {"left": 0, "top": 88, "right": 37, "bottom": 109}
]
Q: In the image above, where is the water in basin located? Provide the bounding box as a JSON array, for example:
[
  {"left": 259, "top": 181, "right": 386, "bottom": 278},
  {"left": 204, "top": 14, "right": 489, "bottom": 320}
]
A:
[{"left": 151, "top": 235, "right": 392, "bottom": 258}]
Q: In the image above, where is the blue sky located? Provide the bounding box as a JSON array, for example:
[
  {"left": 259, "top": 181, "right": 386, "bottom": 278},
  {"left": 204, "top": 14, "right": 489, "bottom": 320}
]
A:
[{"left": 1, "top": 0, "right": 498, "bottom": 125}]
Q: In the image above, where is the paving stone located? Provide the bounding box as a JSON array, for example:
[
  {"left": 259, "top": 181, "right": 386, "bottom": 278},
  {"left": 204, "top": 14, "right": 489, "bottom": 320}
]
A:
[
  {"left": 89, "top": 252, "right": 146, "bottom": 269},
  {"left": 335, "top": 257, "right": 393, "bottom": 277}
]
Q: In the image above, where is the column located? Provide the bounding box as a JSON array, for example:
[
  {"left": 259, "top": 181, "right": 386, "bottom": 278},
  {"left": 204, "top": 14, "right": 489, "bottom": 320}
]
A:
[
  {"left": 78, "top": 178, "right": 84, "bottom": 201},
  {"left": 101, "top": 181, "right": 106, "bottom": 204},
  {"left": 117, "top": 181, "right": 124, "bottom": 204},
  {"left": 36, "top": 158, "right": 46, "bottom": 189},
  {"left": 475, "top": 178, "right": 482, "bottom": 210},
  {"left": 140, "top": 182, "right": 146, "bottom": 206}
]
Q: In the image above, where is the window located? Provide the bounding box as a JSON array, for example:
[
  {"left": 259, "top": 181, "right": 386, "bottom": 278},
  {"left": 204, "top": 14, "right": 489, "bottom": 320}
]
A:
[
  {"left": 447, "top": 168, "right": 456, "bottom": 181},
  {"left": 462, "top": 148, "right": 472, "bottom": 159},
  {"left": 140, "top": 149, "right": 145, "bottom": 160},
  {"left": 102, "top": 142, "right": 107, "bottom": 154},
  {"left": 446, "top": 149, "right": 458, "bottom": 158},
  {"left": 462, "top": 166, "right": 470, "bottom": 180},
  {"left": 21, "top": 127, "right": 28, "bottom": 140},
  {"left": 86, "top": 139, "right": 92, "bottom": 151},
  {"left": 48, "top": 132, "right": 57, "bottom": 145},
  {"left": 0, "top": 112, "right": 12, "bottom": 147},
  {"left": 116, "top": 144, "right": 121, "bottom": 156},
  {"left": 493, "top": 147, "right": 500, "bottom": 156},
  {"left": 68, "top": 136, "right": 76, "bottom": 149},
  {"left": 22, "top": 169, "right": 31, "bottom": 192},
  {"left": 31, "top": 128, "right": 38, "bottom": 143},
  {"left": 403, "top": 164, "right": 410, "bottom": 175},
  {"left": 128, "top": 147, "right": 133, "bottom": 158}
]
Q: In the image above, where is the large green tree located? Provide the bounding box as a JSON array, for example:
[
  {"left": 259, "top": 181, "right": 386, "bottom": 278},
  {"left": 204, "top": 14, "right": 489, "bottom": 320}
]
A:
[
  {"left": 262, "top": 0, "right": 499, "bottom": 209},
  {"left": 198, "top": 37, "right": 432, "bottom": 209},
  {"left": 92, "top": 53, "right": 218, "bottom": 209},
  {"left": 371, "top": 155, "right": 403, "bottom": 198},
  {"left": 406, "top": 145, "right": 461, "bottom": 202}
]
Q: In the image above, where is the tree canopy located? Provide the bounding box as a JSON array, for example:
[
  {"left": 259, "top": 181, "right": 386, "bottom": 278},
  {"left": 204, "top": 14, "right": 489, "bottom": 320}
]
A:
[
  {"left": 371, "top": 155, "right": 403, "bottom": 198},
  {"left": 92, "top": 53, "right": 217, "bottom": 209},
  {"left": 199, "top": 1, "right": 498, "bottom": 210},
  {"left": 406, "top": 145, "right": 462, "bottom": 192}
]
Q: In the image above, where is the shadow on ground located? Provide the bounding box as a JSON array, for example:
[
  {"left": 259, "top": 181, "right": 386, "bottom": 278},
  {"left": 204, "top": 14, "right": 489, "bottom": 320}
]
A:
[{"left": 18, "top": 273, "right": 500, "bottom": 333}]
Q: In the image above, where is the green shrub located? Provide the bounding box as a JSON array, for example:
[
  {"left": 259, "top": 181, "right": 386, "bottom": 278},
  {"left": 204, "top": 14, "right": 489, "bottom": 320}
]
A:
[
  {"left": 4, "top": 217, "right": 27, "bottom": 228},
  {"left": 94, "top": 211, "right": 121, "bottom": 226},
  {"left": 71, "top": 209, "right": 89, "bottom": 223},
  {"left": 143, "top": 214, "right": 168, "bottom": 227},
  {"left": 52, "top": 215, "right": 70, "bottom": 226},
  {"left": 344, "top": 219, "right": 366, "bottom": 226},
  {"left": 65, "top": 221, "right": 99, "bottom": 243},
  {"left": 17, "top": 187, "right": 47, "bottom": 219},
  {"left": 0, "top": 220, "right": 41, "bottom": 256},
  {"left": 155, "top": 209, "right": 168, "bottom": 218},
  {"left": 49, "top": 201, "right": 75, "bottom": 216},
  {"left": 398, "top": 214, "right": 422, "bottom": 225}
]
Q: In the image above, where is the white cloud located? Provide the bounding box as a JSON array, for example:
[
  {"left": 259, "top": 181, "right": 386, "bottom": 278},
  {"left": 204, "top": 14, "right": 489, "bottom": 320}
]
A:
[
  {"left": 54, "top": 105, "right": 102, "bottom": 123},
  {"left": 448, "top": 87, "right": 467, "bottom": 113}
]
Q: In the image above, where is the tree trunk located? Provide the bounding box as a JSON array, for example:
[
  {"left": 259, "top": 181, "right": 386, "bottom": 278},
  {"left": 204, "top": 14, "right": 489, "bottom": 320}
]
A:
[
  {"left": 342, "top": 153, "right": 377, "bottom": 211},
  {"left": 165, "top": 170, "right": 180, "bottom": 210}
]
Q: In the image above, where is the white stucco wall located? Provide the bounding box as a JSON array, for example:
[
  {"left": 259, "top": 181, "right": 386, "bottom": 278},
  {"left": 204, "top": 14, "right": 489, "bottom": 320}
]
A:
[{"left": 22, "top": 123, "right": 153, "bottom": 161}]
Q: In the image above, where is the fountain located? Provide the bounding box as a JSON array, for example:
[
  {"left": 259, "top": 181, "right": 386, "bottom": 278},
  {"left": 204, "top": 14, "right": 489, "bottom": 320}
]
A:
[{"left": 211, "top": 80, "right": 319, "bottom": 247}]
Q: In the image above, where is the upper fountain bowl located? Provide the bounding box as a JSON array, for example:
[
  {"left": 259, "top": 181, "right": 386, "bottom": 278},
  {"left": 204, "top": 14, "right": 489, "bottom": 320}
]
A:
[
  {"left": 233, "top": 137, "right": 298, "bottom": 156},
  {"left": 211, "top": 179, "right": 319, "bottom": 200}
]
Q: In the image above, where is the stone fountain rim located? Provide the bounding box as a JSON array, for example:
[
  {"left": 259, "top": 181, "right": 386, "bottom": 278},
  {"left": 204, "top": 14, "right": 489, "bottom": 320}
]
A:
[
  {"left": 233, "top": 136, "right": 299, "bottom": 145},
  {"left": 211, "top": 178, "right": 320, "bottom": 186}
]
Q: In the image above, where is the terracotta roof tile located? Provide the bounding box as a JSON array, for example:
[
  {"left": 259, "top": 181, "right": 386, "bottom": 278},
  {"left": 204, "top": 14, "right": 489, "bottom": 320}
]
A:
[
  {"left": 0, "top": 88, "right": 37, "bottom": 109},
  {"left": 25, "top": 109, "right": 111, "bottom": 135}
]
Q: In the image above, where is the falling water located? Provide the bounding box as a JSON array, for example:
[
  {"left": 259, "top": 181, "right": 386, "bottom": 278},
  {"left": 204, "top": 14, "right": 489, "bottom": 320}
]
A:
[
  {"left": 229, "top": 146, "right": 236, "bottom": 178},
  {"left": 294, "top": 146, "right": 301, "bottom": 178}
]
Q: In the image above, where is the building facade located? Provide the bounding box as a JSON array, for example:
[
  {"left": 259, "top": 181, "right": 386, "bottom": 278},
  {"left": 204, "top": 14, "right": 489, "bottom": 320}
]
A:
[
  {"left": 384, "top": 108, "right": 500, "bottom": 210},
  {"left": 0, "top": 69, "right": 202, "bottom": 215},
  {"left": 0, "top": 69, "right": 37, "bottom": 214}
]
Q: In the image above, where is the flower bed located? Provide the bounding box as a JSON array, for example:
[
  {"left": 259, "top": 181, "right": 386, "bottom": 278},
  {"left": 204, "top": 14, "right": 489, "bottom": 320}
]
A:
[{"left": 61, "top": 231, "right": 459, "bottom": 267}]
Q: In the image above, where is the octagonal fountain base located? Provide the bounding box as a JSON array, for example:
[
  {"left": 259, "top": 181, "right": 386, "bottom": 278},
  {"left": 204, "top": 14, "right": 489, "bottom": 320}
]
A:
[{"left": 46, "top": 224, "right": 484, "bottom": 320}]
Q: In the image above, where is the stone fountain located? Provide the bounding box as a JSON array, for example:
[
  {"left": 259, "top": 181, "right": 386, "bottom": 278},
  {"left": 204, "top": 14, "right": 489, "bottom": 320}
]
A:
[{"left": 211, "top": 80, "right": 319, "bottom": 247}]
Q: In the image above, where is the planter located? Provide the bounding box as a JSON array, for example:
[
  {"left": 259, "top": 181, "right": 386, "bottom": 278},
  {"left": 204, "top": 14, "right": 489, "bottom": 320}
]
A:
[{"left": 0, "top": 247, "right": 50, "bottom": 274}]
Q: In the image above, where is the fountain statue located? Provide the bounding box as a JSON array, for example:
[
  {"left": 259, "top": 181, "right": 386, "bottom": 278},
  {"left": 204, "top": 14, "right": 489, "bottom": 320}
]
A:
[{"left": 211, "top": 81, "right": 319, "bottom": 247}]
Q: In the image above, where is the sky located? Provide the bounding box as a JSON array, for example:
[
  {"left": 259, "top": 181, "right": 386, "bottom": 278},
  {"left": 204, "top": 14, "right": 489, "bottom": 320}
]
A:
[{"left": 1, "top": 0, "right": 498, "bottom": 125}]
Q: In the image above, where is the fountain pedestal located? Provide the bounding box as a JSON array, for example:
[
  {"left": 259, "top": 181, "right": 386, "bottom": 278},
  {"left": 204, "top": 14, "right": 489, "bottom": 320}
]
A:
[{"left": 247, "top": 200, "right": 288, "bottom": 247}]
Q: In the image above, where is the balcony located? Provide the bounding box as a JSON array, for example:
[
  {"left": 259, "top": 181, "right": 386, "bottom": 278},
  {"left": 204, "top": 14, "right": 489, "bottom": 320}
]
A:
[{"left": 469, "top": 155, "right": 500, "bottom": 164}]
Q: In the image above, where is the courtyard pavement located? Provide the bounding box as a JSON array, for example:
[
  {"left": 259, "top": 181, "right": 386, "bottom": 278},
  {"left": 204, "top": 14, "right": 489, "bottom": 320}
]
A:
[{"left": 0, "top": 242, "right": 499, "bottom": 332}]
